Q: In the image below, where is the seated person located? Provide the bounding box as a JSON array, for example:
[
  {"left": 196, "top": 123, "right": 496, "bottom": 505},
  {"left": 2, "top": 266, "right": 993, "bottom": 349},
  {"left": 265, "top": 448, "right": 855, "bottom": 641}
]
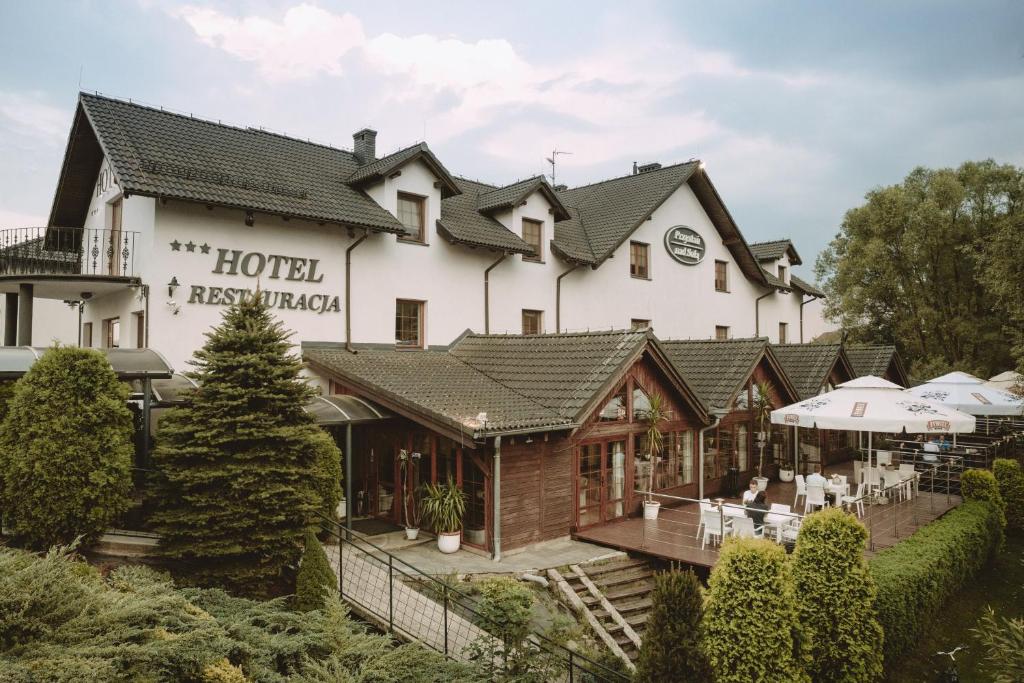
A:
[
  {"left": 746, "top": 491, "right": 768, "bottom": 526},
  {"left": 742, "top": 478, "right": 759, "bottom": 505},
  {"left": 806, "top": 466, "right": 827, "bottom": 488}
]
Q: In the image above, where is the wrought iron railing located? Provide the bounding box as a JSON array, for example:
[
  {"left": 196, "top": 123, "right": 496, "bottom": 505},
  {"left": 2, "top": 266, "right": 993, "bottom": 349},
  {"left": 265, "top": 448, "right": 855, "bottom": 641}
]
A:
[
  {"left": 319, "top": 514, "right": 630, "bottom": 682},
  {"left": 0, "top": 227, "right": 139, "bottom": 278}
]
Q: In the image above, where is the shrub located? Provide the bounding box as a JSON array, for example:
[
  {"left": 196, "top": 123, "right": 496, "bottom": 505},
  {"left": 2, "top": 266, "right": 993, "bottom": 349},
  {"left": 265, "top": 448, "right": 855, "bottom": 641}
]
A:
[
  {"left": 993, "top": 458, "right": 1024, "bottom": 534},
  {"left": 311, "top": 428, "right": 343, "bottom": 522},
  {"left": 0, "top": 346, "right": 133, "bottom": 548},
  {"left": 296, "top": 531, "right": 336, "bottom": 612},
  {"left": 973, "top": 606, "right": 1024, "bottom": 683},
  {"left": 701, "top": 538, "right": 809, "bottom": 683},
  {"left": 791, "top": 508, "right": 883, "bottom": 683},
  {"left": 635, "top": 569, "right": 712, "bottom": 683},
  {"left": 475, "top": 577, "right": 534, "bottom": 644},
  {"left": 152, "top": 292, "right": 340, "bottom": 596},
  {"left": 869, "top": 500, "right": 1003, "bottom": 666}
]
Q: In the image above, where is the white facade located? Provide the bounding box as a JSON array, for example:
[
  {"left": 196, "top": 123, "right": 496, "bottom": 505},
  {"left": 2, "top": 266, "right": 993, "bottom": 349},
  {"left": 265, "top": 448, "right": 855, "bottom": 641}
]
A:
[{"left": 38, "top": 153, "right": 817, "bottom": 373}]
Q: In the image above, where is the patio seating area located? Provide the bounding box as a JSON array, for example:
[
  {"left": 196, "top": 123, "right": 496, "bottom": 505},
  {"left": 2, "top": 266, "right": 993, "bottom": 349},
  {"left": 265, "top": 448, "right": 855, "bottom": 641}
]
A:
[{"left": 574, "top": 457, "right": 962, "bottom": 568}]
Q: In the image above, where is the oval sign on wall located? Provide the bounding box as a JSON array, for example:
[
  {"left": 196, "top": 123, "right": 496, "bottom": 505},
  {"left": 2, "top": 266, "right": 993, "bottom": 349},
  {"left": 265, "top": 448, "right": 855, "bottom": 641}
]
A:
[{"left": 664, "top": 226, "right": 706, "bottom": 265}]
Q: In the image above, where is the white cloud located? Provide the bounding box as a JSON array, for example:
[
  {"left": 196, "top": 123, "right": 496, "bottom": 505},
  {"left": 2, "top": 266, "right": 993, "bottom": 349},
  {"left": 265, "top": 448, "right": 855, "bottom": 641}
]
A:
[
  {"left": 172, "top": 3, "right": 365, "bottom": 81},
  {"left": 0, "top": 91, "right": 68, "bottom": 144}
]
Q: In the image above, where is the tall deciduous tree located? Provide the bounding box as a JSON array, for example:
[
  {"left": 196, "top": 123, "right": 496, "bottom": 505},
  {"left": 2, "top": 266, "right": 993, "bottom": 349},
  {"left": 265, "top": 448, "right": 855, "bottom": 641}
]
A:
[
  {"left": 791, "top": 508, "right": 884, "bottom": 683},
  {"left": 0, "top": 346, "right": 133, "bottom": 548},
  {"left": 816, "top": 160, "right": 1023, "bottom": 378},
  {"left": 152, "top": 292, "right": 340, "bottom": 596}
]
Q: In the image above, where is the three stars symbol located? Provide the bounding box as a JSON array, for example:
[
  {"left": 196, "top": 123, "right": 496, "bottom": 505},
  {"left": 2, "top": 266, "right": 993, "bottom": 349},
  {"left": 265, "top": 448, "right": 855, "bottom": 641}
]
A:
[{"left": 170, "top": 240, "right": 211, "bottom": 254}]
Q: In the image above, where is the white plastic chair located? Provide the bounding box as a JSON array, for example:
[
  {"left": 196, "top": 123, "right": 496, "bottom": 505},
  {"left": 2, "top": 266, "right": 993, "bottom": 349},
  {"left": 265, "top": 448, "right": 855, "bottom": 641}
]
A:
[
  {"left": 695, "top": 499, "right": 713, "bottom": 539},
  {"left": 882, "top": 470, "right": 905, "bottom": 502},
  {"left": 731, "top": 516, "right": 763, "bottom": 539},
  {"left": 864, "top": 467, "right": 882, "bottom": 495},
  {"left": 781, "top": 517, "right": 802, "bottom": 544},
  {"left": 842, "top": 481, "right": 866, "bottom": 518},
  {"left": 804, "top": 483, "right": 828, "bottom": 514},
  {"left": 763, "top": 504, "right": 793, "bottom": 542},
  {"left": 793, "top": 474, "right": 807, "bottom": 509},
  {"left": 853, "top": 459, "right": 863, "bottom": 485},
  {"left": 701, "top": 510, "right": 729, "bottom": 549},
  {"left": 897, "top": 464, "right": 917, "bottom": 500},
  {"left": 876, "top": 450, "right": 892, "bottom": 467}
]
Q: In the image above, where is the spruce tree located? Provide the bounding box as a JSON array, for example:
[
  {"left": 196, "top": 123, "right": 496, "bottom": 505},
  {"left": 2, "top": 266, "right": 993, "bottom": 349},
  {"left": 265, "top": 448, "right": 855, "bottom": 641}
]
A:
[
  {"left": 295, "top": 531, "right": 336, "bottom": 611},
  {"left": 634, "top": 569, "right": 712, "bottom": 683},
  {"left": 151, "top": 292, "right": 340, "bottom": 595},
  {"left": 0, "top": 346, "right": 133, "bottom": 548},
  {"left": 791, "top": 508, "right": 883, "bottom": 683}
]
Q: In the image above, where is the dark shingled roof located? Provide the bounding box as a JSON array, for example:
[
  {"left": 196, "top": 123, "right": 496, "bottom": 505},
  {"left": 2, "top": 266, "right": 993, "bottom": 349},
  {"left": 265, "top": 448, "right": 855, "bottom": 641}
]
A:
[
  {"left": 304, "top": 329, "right": 708, "bottom": 439},
  {"left": 477, "top": 176, "right": 570, "bottom": 220},
  {"left": 660, "top": 338, "right": 771, "bottom": 410},
  {"left": 791, "top": 274, "right": 825, "bottom": 298},
  {"left": 437, "top": 178, "right": 534, "bottom": 255},
  {"left": 750, "top": 239, "right": 802, "bottom": 265},
  {"left": 761, "top": 268, "right": 791, "bottom": 291},
  {"left": 346, "top": 141, "right": 461, "bottom": 198},
  {"left": 845, "top": 344, "right": 909, "bottom": 387},
  {"left": 771, "top": 343, "right": 852, "bottom": 399},
  {"left": 64, "top": 93, "right": 407, "bottom": 234}
]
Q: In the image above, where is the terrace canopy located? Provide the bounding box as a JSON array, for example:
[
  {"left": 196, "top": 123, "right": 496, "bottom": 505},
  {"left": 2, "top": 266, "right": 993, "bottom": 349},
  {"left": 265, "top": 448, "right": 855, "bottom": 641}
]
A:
[
  {"left": 905, "top": 371, "right": 1024, "bottom": 416},
  {"left": 985, "top": 371, "right": 1024, "bottom": 395}
]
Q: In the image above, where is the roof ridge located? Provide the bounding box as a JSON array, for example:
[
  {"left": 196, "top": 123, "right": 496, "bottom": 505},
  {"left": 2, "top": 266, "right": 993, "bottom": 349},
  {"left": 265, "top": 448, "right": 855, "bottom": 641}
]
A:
[
  {"left": 463, "top": 328, "right": 644, "bottom": 339},
  {"left": 749, "top": 238, "right": 792, "bottom": 246},
  {"left": 557, "top": 159, "right": 700, "bottom": 195},
  {"left": 80, "top": 91, "right": 354, "bottom": 156},
  {"left": 480, "top": 175, "right": 546, "bottom": 194}
]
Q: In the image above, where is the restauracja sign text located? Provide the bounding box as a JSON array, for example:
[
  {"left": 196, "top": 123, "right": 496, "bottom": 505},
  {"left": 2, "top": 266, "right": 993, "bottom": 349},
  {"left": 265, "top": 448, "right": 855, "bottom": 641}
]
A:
[{"left": 185, "top": 248, "right": 340, "bottom": 314}]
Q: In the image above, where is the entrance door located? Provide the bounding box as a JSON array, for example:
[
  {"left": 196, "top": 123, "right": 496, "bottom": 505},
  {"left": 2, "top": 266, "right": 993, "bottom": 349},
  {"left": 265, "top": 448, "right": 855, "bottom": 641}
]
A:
[
  {"left": 577, "top": 441, "right": 628, "bottom": 528},
  {"left": 603, "top": 440, "right": 626, "bottom": 521},
  {"left": 108, "top": 199, "right": 123, "bottom": 275}
]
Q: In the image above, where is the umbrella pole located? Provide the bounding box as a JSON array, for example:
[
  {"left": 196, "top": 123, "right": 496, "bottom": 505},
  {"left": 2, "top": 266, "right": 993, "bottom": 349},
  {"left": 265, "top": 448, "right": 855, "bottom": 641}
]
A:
[
  {"left": 868, "top": 432, "right": 873, "bottom": 496},
  {"left": 794, "top": 425, "right": 798, "bottom": 474}
]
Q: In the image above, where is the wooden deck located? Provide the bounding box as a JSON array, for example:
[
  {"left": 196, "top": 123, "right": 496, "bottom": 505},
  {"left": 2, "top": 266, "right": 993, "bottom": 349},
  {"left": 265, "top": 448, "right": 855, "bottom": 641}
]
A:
[{"left": 574, "top": 460, "right": 962, "bottom": 569}]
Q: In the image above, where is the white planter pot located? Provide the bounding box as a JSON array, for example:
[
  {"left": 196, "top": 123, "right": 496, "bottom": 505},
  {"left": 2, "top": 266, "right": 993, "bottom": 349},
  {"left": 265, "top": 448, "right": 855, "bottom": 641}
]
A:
[
  {"left": 404, "top": 527, "right": 420, "bottom": 541},
  {"left": 437, "top": 531, "right": 461, "bottom": 554},
  {"left": 779, "top": 469, "right": 795, "bottom": 483},
  {"left": 643, "top": 501, "right": 661, "bottom": 520},
  {"left": 754, "top": 476, "right": 769, "bottom": 491}
]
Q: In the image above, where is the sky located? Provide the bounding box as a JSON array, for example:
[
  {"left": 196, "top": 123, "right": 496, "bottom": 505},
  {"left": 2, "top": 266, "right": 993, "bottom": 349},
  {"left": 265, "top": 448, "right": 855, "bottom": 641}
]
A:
[{"left": 1, "top": 1, "right": 1022, "bottom": 278}]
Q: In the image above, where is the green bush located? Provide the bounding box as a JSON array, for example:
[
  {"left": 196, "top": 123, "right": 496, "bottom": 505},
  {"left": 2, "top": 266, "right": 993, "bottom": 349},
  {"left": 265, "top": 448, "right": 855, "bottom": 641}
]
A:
[
  {"left": 475, "top": 577, "right": 534, "bottom": 645},
  {"left": 152, "top": 293, "right": 338, "bottom": 596},
  {"left": 635, "top": 570, "right": 712, "bottom": 683},
  {"left": 993, "top": 458, "right": 1024, "bottom": 534},
  {"left": 701, "top": 538, "right": 809, "bottom": 683},
  {"left": 791, "top": 508, "right": 883, "bottom": 683},
  {"left": 973, "top": 606, "right": 1024, "bottom": 683},
  {"left": 0, "top": 346, "right": 133, "bottom": 548},
  {"left": 311, "top": 428, "right": 343, "bottom": 522},
  {"left": 296, "top": 531, "right": 336, "bottom": 611},
  {"left": 869, "top": 500, "right": 1003, "bottom": 666},
  {"left": 0, "top": 544, "right": 480, "bottom": 682}
]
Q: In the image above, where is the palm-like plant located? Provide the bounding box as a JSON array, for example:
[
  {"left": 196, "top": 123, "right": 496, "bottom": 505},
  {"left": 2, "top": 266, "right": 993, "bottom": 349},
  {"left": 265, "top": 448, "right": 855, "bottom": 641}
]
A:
[
  {"left": 398, "top": 449, "right": 422, "bottom": 529},
  {"left": 640, "top": 394, "right": 669, "bottom": 501},
  {"left": 421, "top": 477, "right": 466, "bottom": 534},
  {"left": 751, "top": 382, "right": 773, "bottom": 477}
]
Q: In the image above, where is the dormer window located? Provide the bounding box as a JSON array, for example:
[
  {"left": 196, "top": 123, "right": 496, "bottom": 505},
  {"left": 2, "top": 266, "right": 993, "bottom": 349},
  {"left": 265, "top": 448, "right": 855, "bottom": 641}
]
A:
[
  {"left": 777, "top": 265, "right": 787, "bottom": 282},
  {"left": 397, "top": 192, "right": 426, "bottom": 243},
  {"left": 522, "top": 218, "right": 543, "bottom": 262}
]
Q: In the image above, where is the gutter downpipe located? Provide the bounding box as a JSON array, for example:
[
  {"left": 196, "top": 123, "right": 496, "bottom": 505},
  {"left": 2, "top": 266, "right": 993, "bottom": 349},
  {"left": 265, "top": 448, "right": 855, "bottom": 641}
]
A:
[
  {"left": 345, "top": 230, "right": 369, "bottom": 352},
  {"left": 754, "top": 290, "right": 773, "bottom": 337},
  {"left": 799, "top": 295, "right": 817, "bottom": 343},
  {"left": 492, "top": 435, "right": 502, "bottom": 562},
  {"left": 556, "top": 265, "right": 580, "bottom": 332},
  {"left": 698, "top": 413, "right": 724, "bottom": 500},
  {"left": 483, "top": 254, "right": 507, "bottom": 334}
]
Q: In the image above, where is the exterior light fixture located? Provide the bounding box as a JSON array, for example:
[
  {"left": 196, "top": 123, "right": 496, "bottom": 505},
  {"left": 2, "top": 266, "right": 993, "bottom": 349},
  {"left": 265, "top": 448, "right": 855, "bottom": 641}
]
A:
[
  {"left": 167, "top": 276, "right": 180, "bottom": 297},
  {"left": 244, "top": 210, "right": 255, "bottom": 227}
]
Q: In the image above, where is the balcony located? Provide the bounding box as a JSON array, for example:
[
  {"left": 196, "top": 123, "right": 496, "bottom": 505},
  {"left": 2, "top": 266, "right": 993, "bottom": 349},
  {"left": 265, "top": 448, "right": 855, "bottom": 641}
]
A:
[{"left": 0, "top": 227, "right": 139, "bottom": 280}]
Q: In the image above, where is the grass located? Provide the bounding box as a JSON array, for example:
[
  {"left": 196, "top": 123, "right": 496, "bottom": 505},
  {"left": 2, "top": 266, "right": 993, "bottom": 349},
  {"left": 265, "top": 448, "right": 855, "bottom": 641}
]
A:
[{"left": 884, "top": 534, "right": 1024, "bottom": 682}]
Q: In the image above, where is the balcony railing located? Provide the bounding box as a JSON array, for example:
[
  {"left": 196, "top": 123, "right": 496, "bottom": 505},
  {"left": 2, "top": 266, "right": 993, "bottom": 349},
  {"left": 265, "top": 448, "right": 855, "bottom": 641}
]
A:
[{"left": 0, "top": 227, "right": 139, "bottom": 278}]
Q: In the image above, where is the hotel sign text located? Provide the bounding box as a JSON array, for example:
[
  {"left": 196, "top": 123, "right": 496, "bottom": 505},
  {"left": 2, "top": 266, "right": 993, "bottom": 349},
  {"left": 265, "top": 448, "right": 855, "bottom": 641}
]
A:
[{"left": 664, "top": 226, "right": 705, "bottom": 266}]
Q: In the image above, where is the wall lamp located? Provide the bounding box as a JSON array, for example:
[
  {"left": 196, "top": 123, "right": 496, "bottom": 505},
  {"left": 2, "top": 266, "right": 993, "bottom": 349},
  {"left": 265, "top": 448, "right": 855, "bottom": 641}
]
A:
[
  {"left": 245, "top": 210, "right": 255, "bottom": 227},
  {"left": 167, "top": 276, "right": 180, "bottom": 297}
]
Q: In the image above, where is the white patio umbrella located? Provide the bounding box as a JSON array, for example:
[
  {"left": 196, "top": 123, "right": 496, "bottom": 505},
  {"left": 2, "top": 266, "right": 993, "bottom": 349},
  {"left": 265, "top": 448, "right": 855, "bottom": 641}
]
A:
[
  {"left": 770, "top": 375, "right": 976, "bottom": 492},
  {"left": 906, "top": 371, "right": 1024, "bottom": 416},
  {"left": 985, "top": 371, "right": 1024, "bottom": 396}
]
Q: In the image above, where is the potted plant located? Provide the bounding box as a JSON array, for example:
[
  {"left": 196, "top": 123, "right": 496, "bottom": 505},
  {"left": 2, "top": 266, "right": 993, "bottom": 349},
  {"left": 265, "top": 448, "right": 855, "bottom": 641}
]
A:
[
  {"left": 421, "top": 477, "right": 466, "bottom": 553},
  {"left": 639, "top": 393, "right": 668, "bottom": 520},
  {"left": 398, "top": 449, "right": 422, "bottom": 540},
  {"left": 752, "top": 382, "right": 773, "bottom": 490}
]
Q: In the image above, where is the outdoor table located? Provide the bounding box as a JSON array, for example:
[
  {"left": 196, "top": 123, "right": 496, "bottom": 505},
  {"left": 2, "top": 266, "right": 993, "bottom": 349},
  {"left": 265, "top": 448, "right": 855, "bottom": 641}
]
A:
[
  {"left": 825, "top": 481, "right": 849, "bottom": 506},
  {"left": 722, "top": 504, "right": 748, "bottom": 518},
  {"left": 763, "top": 512, "right": 793, "bottom": 543}
]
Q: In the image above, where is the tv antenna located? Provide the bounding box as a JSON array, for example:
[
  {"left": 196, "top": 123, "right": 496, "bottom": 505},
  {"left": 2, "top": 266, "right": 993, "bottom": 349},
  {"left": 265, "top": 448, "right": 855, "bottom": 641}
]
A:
[{"left": 546, "top": 149, "right": 573, "bottom": 186}]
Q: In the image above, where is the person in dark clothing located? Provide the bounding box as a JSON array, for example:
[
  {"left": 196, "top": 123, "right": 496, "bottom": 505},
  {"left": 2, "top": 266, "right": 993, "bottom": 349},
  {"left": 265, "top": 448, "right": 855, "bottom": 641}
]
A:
[{"left": 747, "top": 490, "right": 769, "bottom": 527}]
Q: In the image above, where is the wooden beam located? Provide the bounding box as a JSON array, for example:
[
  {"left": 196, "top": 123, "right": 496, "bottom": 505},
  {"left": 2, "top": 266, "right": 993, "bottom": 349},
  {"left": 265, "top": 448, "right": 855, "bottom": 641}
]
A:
[{"left": 547, "top": 568, "right": 636, "bottom": 672}]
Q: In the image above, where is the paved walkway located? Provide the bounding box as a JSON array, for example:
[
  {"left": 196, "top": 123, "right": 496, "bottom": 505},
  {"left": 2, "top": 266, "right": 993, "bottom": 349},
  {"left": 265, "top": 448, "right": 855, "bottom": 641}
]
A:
[{"left": 323, "top": 541, "right": 491, "bottom": 660}]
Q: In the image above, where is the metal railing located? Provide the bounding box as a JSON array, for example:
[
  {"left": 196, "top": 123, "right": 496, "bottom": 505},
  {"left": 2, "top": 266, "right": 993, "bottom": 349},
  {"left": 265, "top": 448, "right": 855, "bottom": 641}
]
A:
[
  {"left": 0, "top": 227, "right": 139, "bottom": 278},
  {"left": 319, "top": 514, "right": 629, "bottom": 682}
]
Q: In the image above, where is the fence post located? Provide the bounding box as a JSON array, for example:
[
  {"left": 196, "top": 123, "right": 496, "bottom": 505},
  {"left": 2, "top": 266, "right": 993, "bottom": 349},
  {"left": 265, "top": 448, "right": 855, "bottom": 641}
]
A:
[
  {"left": 893, "top": 483, "right": 898, "bottom": 538},
  {"left": 388, "top": 555, "right": 394, "bottom": 633},
  {"left": 569, "top": 650, "right": 575, "bottom": 683},
  {"left": 868, "top": 501, "right": 875, "bottom": 551},
  {"left": 443, "top": 585, "right": 449, "bottom": 656},
  {"left": 338, "top": 529, "right": 344, "bottom": 597},
  {"left": 946, "top": 462, "right": 951, "bottom": 505},
  {"left": 717, "top": 499, "right": 725, "bottom": 545}
]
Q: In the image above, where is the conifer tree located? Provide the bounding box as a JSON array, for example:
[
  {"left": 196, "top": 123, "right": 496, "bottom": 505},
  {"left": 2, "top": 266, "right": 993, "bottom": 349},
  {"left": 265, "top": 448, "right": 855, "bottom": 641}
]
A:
[
  {"left": 634, "top": 569, "right": 712, "bottom": 683},
  {"left": 791, "top": 508, "right": 883, "bottom": 683},
  {"left": 0, "top": 346, "right": 133, "bottom": 548},
  {"left": 152, "top": 291, "right": 340, "bottom": 595},
  {"left": 295, "top": 531, "right": 336, "bottom": 611}
]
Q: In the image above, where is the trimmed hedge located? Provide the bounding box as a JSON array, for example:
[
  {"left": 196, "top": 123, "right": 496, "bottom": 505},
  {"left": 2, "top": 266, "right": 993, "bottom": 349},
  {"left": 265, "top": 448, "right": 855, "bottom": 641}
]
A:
[
  {"left": 993, "top": 458, "right": 1024, "bottom": 534},
  {"left": 635, "top": 570, "right": 712, "bottom": 683},
  {"left": 868, "top": 500, "right": 1003, "bottom": 666}
]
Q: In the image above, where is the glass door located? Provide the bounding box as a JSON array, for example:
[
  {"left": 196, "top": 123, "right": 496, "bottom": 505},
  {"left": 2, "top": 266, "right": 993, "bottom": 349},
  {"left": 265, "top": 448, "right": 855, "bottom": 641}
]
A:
[
  {"left": 604, "top": 441, "right": 626, "bottom": 521},
  {"left": 578, "top": 443, "right": 602, "bottom": 527},
  {"left": 108, "top": 198, "right": 122, "bottom": 275}
]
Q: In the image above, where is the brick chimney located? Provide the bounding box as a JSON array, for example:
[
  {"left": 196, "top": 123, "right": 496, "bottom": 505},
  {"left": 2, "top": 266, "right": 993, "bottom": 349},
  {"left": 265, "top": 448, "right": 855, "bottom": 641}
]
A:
[{"left": 352, "top": 128, "right": 377, "bottom": 165}]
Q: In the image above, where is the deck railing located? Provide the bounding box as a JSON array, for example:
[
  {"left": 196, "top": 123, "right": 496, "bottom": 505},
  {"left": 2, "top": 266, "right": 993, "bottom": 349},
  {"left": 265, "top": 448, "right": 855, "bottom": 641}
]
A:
[
  {"left": 318, "top": 514, "right": 630, "bottom": 682},
  {"left": 0, "top": 227, "right": 139, "bottom": 278}
]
